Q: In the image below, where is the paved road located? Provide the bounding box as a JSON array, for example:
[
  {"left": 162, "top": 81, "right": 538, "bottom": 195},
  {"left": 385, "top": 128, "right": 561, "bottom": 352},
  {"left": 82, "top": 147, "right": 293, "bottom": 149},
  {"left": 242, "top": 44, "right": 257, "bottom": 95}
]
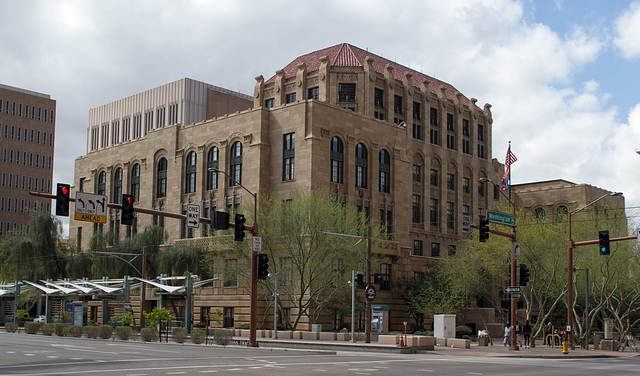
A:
[{"left": 1, "top": 332, "right": 639, "bottom": 375}]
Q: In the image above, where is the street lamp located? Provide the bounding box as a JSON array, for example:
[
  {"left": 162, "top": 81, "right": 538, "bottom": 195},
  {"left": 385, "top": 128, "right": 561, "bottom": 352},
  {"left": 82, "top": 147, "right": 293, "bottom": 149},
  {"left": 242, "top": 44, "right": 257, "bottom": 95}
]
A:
[
  {"left": 268, "top": 273, "right": 278, "bottom": 339},
  {"left": 479, "top": 177, "right": 518, "bottom": 350},
  {"left": 567, "top": 191, "right": 621, "bottom": 348},
  {"left": 209, "top": 167, "right": 259, "bottom": 348},
  {"left": 348, "top": 271, "right": 356, "bottom": 343}
]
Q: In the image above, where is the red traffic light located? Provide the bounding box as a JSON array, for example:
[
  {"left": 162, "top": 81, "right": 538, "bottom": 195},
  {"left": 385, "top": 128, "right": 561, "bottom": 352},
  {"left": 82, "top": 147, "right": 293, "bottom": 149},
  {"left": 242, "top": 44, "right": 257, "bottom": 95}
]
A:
[{"left": 62, "top": 186, "right": 68, "bottom": 195}]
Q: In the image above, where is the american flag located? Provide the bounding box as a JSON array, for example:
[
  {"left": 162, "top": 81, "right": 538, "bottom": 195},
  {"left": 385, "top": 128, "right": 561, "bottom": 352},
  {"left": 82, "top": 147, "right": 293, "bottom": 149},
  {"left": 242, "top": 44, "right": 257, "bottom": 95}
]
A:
[
  {"left": 505, "top": 148, "right": 517, "bottom": 167},
  {"left": 501, "top": 145, "right": 517, "bottom": 191}
]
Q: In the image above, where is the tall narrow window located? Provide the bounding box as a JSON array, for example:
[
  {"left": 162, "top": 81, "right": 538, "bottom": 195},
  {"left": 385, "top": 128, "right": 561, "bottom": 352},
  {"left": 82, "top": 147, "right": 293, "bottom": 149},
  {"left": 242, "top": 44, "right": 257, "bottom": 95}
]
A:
[
  {"left": 113, "top": 168, "right": 122, "bottom": 204},
  {"left": 430, "top": 107, "right": 439, "bottom": 145},
  {"left": 462, "top": 119, "right": 471, "bottom": 154},
  {"left": 207, "top": 147, "right": 219, "bottom": 190},
  {"left": 447, "top": 201, "right": 455, "bottom": 229},
  {"left": 413, "top": 164, "right": 421, "bottom": 183},
  {"left": 229, "top": 141, "right": 243, "bottom": 186},
  {"left": 446, "top": 113, "right": 456, "bottom": 150},
  {"left": 185, "top": 151, "right": 197, "bottom": 193},
  {"left": 412, "top": 195, "right": 421, "bottom": 223},
  {"left": 379, "top": 149, "right": 390, "bottom": 193},
  {"left": 307, "top": 87, "right": 319, "bottom": 100},
  {"left": 393, "top": 95, "right": 403, "bottom": 124},
  {"left": 130, "top": 163, "right": 140, "bottom": 201},
  {"left": 97, "top": 171, "right": 106, "bottom": 195},
  {"left": 224, "top": 259, "right": 238, "bottom": 287},
  {"left": 413, "top": 102, "right": 423, "bottom": 140},
  {"left": 374, "top": 88, "right": 385, "bottom": 120},
  {"left": 338, "top": 83, "right": 356, "bottom": 111},
  {"left": 447, "top": 173, "right": 455, "bottom": 190},
  {"left": 157, "top": 158, "right": 167, "bottom": 198},
  {"left": 330, "top": 136, "right": 344, "bottom": 184},
  {"left": 355, "top": 143, "right": 368, "bottom": 188},
  {"left": 430, "top": 198, "right": 438, "bottom": 227},
  {"left": 283, "top": 133, "right": 295, "bottom": 181}
]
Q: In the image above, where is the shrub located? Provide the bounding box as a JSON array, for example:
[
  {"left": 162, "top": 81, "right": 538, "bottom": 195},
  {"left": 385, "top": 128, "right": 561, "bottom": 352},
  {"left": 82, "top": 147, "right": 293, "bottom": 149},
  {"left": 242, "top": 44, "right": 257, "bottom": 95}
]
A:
[
  {"left": 173, "top": 328, "right": 188, "bottom": 344},
  {"left": 140, "top": 327, "right": 158, "bottom": 342},
  {"left": 98, "top": 325, "right": 113, "bottom": 339},
  {"left": 85, "top": 325, "right": 99, "bottom": 339},
  {"left": 115, "top": 326, "right": 133, "bottom": 340},
  {"left": 66, "top": 326, "right": 84, "bottom": 337},
  {"left": 25, "top": 322, "right": 41, "bottom": 334},
  {"left": 236, "top": 323, "right": 250, "bottom": 330},
  {"left": 40, "top": 323, "right": 55, "bottom": 336},
  {"left": 190, "top": 329, "right": 205, "bottom": 344},
  {"left": 213, "top": 329, "right": 232, "bottom": 346},
  {"left": 456, "top": 325, "right": 473, "bottom": 338},
  {"left": 54, "top": 323, "right": 69, "bottom": 337},
  {"left": 4, "top": 323, "right": 18, "bottom": 333}
]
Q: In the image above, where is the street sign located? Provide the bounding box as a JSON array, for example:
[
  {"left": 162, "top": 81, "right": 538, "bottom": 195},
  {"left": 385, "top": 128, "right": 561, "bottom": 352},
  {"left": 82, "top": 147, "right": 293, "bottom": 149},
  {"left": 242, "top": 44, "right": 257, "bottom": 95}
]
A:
[
  {"left": 74, "top": 192, "right": 107, "bottom": 224},
  {"left": 486, "top": 210, "right": 516, "bottom": 226},
  {"left": 513, "top": 242, "right": 520, "bottom": 260},
  {"left": 186, "top": 204, "right": 200, "bottom": 229},
  {"left": 512, "top": 293, "right": 521, "bottom": 299},
  {"left": 505, "top": 286, "right": 521, "bottom": 293},
  {"left": 365, "top": 285, "right": 377, "bottom": 301},
  {"left": 252, "top": 236, "right": 262, "bottom": 253},
  {"left": 461, "top": 215, "right": 471, "bottom": 234}
]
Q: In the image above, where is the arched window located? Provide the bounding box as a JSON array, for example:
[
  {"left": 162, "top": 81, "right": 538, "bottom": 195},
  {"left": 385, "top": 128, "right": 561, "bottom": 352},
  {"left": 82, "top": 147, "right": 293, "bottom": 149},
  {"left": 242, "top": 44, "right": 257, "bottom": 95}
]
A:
[
  {"left": 534, "top": 207, "right": 546, "bottom": 220},
  {"left": 379, "top": 149, "right": 390, "bottom": 193},
  {"left": 556, "top": 205, "right": 568, "bottom": 221},
  {"left": 97, "top": 171, "right": 106, "bottom": 196},
  {"left": 207, "top": 147, "right": 219, "bottom": 190},
  {"left": 185, "top": 151, "right": 197, "bottom": 193},
  {"left": 330, "top": 136, "right": 344, "bottom": 183},
  {"left": 130, "top": 163, "right": 140, "bottom": 201},
  {"left": 157, "top": 158, "right": 167, "bottom": 198},
  {"left": 113, "top": 167, "right": 122, "bottom": 204},
  {"left": 229, "top": 141, "right": 242, "bottom": 186},
  {"left": 355, "top": 143, "right": 368, "bottom": 188}
]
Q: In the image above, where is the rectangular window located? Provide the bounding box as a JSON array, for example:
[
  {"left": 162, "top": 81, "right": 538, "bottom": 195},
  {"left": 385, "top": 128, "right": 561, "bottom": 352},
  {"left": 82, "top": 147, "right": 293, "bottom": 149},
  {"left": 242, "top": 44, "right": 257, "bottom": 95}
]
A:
[
  {"left": 338, "top": 83, "right": 356, "bottom": 111},
  {"left": 282, "top": 132, "right": 295, "bottom": 181},
  {"left": 447, "top": 173, "right": 455, "bottom": 190},
  {"left": 447, "top": 113, "right": 454, "bottom": 131},
  {"left": 168, "top": 103, "right": 178, "bottom": 124},
  {"left": 412, "top": 165, "right": 421, "bottom": 182},
  {"left": 280, "top": 257, "right": 293, "bottom": 286},
  {"left": 430, "top": 198, "right": 438, "bottom": 227},
  {"left": 265, "top": 98, "right": 274, "bottom": 108},
  {"left": 412, "top": 195, "right": 421, "bottom": 223},
  {"left": 431, "top": 242, "right": 441, "bottom": 257},
  {"left": 285, "top": 92, "right": 296, "bottom": 104},
  {"left": 307, "top": 86, "right": 319, "bottom": 100},
  {"left": 463, "top": 177, "right": 470, "bottom": 194},
  {"left": 430, "top": 169, "right": 438, "bottom": 186},
  {"left": 413, "top": 240, "right": 423, "bottom": 256},
  {"left": 374, "top": 88, "right": 384, "bottom": 120},
  {"left": 144, "top": 110, "right": 153, "bottom": 134},
  {"left": 478, "top": 181, "right": 485, "bottom": 197},
  {"left": 379, "top": 264, "right": 391, "bottom": 291},
  {"left": 156, "top": 106, "right": 166, "bottom": 128},
  {"left": 463, "top": 204, "right": 470, "bottom": 216},
  {"left": 447, "top": 201, "right": 455, "bottom": 229},
  {"left": 224, "top": 259, "right": 238, "bottom": 287},
  {"left": 478, "top": 144, "right": 486, "bottom": 159},
  {"left": 393, "top": 94, "right": 403, "bottom": 124},
  {"left": 412, "top": 101, "right": 422, "bottom": 140},
  {"left": 478, "top": 124, "right": 484, "bottom": 141}
]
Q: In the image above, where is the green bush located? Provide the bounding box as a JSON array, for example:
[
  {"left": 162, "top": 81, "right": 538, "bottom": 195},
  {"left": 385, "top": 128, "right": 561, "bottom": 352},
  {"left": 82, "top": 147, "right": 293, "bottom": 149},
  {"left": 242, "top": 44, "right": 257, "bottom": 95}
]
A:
[
  {"left": 85, "top": 325, "right": 99, "bottom": 339},
  {"left": 173, "top": 328, "right": 188, "bottom": 343},
  {"left": 98, "top": 325, "right": 113, "bottom": 339},
  {"left": 40, "top": 323, "right": 55, "bottom": 336},
  {"left": 456, "top": 325, "right": 473, "bottom": 338},
  {"left": 140, "top": 327, "right": 158, "bottom": 342},
  {"left": 213, "top": 329, "right": 232, "bottom": 346},
  {"left": 25, "top": 322, "right": 41, "bottom": 334},
  {"left": 4, "top": 322, "right": 18, "bottom": 333},
  {"left": 115, "top": 326, "right": 133, "bottom": 340},
  {"left": 236, "top": 323, "right": 250, "bottom": 329},
  {"left": 190, "top": 329, "right": 205, "bottom": 344},
  {"left": 54, "top": 323, "right": 69, "bottom": 336},
  {"left": 66, "top": 326, "right": 84, "bottom": 337}
]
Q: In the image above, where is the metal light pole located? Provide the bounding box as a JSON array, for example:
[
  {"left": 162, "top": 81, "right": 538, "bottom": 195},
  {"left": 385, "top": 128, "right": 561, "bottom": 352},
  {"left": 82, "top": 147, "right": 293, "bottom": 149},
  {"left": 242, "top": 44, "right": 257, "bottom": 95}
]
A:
[
  {"left": 269, "top": 273, "right": 278, "bottom": 339},
  {"left": 479, "top": 178, "right": 517, "bottom": 350},
  {"left": 575, "top": 267, "right": 589, "bottom": 349},
  {"left": 209, "top": 167, "right": 259, "bottom": 347},
  {"left": 350, "top": 270, "right": 356, "bottom": 343},
  {"left": 567, "top": 192, "right": 620, "bottom": 348}
]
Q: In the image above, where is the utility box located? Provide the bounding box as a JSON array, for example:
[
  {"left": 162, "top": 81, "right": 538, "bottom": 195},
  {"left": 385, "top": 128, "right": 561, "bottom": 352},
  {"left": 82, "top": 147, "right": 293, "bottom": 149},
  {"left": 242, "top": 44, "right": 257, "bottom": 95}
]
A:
[{"left": 434, "top": 314, "right": 456, "bottom": 338}]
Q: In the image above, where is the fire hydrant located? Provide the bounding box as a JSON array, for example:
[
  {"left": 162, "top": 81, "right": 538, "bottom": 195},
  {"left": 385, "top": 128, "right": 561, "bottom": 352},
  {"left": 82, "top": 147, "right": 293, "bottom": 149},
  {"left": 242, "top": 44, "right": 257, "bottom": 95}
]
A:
[{"left": 562, "top": 340, "right": 570, "bottom": 354}]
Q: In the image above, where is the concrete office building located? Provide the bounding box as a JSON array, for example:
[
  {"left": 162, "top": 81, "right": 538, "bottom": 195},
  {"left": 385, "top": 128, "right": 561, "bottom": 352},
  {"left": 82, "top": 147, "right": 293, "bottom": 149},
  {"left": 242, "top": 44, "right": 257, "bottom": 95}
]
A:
[
  {"left": 71, "top": 44, "right": 506, "bottom": 331},
  {"left": 0, "top": 84, "right": 56, "bottom": 238}
]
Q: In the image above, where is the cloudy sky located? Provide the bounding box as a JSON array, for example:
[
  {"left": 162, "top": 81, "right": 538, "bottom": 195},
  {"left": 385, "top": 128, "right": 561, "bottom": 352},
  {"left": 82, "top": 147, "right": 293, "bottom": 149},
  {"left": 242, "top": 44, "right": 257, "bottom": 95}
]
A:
[{"left": 2, "top": 0, "right": 639, "bottom": 235}]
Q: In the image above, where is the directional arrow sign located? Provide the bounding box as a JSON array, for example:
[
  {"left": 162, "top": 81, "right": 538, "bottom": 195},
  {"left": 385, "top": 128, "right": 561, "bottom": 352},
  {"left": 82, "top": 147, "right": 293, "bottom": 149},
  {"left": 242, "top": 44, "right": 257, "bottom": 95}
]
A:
[
  {"left": 187, "top": 204, "right": 200, "bottom": 229},
  {"left": 505, "top": 286, "right": 521, "bottom": 293}
]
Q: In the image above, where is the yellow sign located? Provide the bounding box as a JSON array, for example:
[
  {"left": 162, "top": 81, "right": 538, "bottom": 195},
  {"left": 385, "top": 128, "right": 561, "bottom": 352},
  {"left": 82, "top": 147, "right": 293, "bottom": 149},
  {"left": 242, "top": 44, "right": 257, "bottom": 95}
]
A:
[{"left": 74, "top": 213, "right": 107, "bottom": 224}]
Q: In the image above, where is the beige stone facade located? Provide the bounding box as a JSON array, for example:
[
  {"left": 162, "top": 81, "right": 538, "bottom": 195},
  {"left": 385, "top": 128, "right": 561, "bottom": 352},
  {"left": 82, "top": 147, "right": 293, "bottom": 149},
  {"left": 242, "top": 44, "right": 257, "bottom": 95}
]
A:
[
  {"left": 0, "top": 84, "right": 56, "bottom": 238},
  {"left": 71, "top": 44, "right": 506, "bottom": 331}
]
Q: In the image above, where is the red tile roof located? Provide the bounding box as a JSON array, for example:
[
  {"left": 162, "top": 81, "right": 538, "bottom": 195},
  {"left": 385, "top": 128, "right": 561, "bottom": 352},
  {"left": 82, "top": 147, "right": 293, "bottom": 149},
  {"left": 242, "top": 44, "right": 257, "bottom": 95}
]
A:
[{"left": 265, "top": 43, "right": 475, "bottom": 107}]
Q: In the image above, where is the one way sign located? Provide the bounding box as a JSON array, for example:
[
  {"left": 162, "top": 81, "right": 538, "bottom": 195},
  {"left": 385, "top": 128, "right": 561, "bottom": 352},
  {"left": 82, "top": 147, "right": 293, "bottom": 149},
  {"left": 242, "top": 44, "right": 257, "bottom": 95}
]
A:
[{"left": 187, "top": 204, "right": 200, "bottom": 229}]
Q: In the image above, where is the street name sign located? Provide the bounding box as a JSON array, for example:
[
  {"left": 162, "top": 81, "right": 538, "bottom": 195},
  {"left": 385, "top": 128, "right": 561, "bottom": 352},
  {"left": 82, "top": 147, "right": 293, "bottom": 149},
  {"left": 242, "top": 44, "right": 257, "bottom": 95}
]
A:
[
  {"left": 505, "top": 286, "right": 521, "bottom": 293},
  {"left": 486, "top": 210, "right": 516, "bottom": 226},
  {"left": 187, "top": 204, "right": 200, "bottom": 229},
  {"left": 74, "top": 192, "right": 107, "bottom": 224}
]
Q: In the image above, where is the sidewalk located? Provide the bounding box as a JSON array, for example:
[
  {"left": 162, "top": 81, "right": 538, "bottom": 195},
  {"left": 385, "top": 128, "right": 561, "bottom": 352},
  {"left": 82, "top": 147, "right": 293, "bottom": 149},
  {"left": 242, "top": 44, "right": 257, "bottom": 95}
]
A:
[{"left": 251, "top": 336, "right": 640, "bottom": 359}]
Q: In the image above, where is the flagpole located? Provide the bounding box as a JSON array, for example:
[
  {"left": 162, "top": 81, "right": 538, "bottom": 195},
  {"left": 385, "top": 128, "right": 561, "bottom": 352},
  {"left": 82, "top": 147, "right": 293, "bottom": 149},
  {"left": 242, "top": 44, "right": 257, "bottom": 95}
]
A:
[{"left": 508, "top": 141, "right": 512, "bottom": 201}]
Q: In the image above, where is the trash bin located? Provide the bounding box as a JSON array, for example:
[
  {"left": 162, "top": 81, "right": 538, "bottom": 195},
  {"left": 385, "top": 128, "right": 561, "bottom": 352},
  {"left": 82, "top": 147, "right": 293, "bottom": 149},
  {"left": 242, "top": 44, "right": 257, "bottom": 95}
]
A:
[{"left": 478, "top": 336, "right": 489, "bottom": 346}]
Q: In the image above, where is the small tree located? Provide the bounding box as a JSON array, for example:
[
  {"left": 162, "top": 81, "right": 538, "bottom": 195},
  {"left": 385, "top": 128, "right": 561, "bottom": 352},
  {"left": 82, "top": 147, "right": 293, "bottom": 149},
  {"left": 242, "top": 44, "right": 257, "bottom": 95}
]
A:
[{"left": 144, "top": 307, "right": 173, "bottom": 342}]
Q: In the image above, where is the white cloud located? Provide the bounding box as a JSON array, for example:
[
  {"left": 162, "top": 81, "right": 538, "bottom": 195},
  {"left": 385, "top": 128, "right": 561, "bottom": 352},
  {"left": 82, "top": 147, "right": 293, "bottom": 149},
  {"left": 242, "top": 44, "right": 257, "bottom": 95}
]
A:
[{"left": 613, "top": 1, "right": 640, "bottom": 59}]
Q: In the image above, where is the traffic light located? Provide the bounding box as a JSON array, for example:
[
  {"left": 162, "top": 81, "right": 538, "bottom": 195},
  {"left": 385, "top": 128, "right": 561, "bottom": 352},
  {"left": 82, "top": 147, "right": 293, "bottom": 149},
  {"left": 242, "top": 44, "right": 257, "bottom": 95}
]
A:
[
  {"left": 598, "top": 230, "right": 610, "bottom": 255},
  {"left": 479, "top": 215, "right": 490, "bottom": 242},
  {"left": 55, "top": 183, "right": 70, "bottom": 217},
  {"left": 234, "top": 214, "right": 246, "bottom": 242},
  {"left": 121, "top": 194, "right": 135, "bottom": 225},
  {"left": 355, "top": 272, "right": 365, "bottom": 288},
  {"left": 257, "top": 253, "right": 269, "bottom": 279},
  {"left": 519, "top": 263, "right": 530, "bottom": 286},
  {"left": 212, "top": 211, "right": 230, "bottom": 230}
]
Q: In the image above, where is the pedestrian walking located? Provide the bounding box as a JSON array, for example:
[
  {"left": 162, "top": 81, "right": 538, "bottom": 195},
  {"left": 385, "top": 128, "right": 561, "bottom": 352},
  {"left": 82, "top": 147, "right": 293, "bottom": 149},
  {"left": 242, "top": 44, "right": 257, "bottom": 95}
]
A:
[
  {"left": 523, "top": 320, "right": 532, "bottom": 348},
  {"left": 546, "top": 322, "right": 553, "bottom": 346},
  {"left": 503, "top": 322, "right": 511, "bottom": 347}
]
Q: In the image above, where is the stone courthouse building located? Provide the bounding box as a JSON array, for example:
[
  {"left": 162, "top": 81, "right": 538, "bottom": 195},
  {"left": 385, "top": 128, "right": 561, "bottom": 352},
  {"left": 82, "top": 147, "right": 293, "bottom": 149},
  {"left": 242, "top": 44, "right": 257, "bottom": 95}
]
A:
[{"left": 71, "top": 43, "right": 506, "bottom": 332}]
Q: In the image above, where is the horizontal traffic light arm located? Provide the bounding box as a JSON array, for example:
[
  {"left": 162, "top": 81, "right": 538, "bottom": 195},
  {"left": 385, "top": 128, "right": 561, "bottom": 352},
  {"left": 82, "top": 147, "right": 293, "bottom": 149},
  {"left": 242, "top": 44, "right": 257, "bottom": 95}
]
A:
[
  {"left": 572, "top": 235, "right": 636, "bottom": 248},
  {"left": 470, "top": 224, "right": 516, "bottom": 241}
]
